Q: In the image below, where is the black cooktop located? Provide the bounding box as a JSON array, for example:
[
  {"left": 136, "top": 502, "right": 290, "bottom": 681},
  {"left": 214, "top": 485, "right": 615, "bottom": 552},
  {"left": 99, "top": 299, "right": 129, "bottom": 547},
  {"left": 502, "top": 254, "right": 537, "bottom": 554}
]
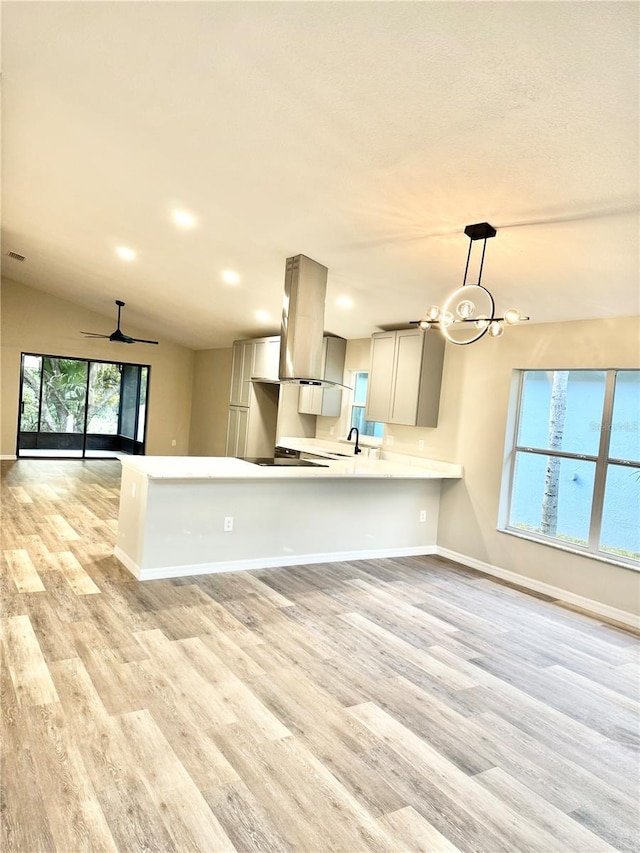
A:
[{"left": 241, "top": 457, "right": 328, "bottom": 468}]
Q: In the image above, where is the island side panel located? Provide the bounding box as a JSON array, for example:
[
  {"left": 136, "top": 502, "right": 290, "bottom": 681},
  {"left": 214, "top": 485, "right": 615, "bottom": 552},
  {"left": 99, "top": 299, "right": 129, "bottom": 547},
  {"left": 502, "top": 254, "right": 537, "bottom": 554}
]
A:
[
  {"left": 131, "top": 477, "right": 441, "bottom": 579},
  {"left": 115, "top": 466, "right": 150, "bottom": 577}
]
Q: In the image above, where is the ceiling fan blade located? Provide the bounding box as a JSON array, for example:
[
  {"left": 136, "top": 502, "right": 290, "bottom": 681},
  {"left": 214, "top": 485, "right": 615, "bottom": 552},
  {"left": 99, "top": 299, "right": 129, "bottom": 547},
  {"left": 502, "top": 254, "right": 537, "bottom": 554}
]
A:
[{"left": 80, "top": 300, "right": 160, "bottom": 345}]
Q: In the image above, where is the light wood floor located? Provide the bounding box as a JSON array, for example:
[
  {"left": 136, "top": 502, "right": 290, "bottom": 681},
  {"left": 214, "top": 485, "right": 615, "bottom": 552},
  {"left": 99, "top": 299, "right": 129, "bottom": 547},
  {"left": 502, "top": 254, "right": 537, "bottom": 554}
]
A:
[{"left": 1, "top": 460, "right": 639, "bottom": 853}]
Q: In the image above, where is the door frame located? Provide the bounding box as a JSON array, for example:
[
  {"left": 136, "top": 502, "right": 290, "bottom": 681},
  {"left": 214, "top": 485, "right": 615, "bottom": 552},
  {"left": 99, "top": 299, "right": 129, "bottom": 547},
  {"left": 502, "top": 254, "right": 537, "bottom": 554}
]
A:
[{"left": 16, "top": 352, "right": 151, "bottom": 459}]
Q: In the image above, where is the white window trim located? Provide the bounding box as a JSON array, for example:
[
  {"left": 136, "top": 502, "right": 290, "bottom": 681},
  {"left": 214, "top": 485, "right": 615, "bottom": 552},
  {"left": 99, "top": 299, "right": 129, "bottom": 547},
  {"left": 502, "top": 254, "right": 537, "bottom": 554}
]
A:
[
  {"left": 348, "top": 370, "right": 383, "bottom": 446},
  {"left": 499, "top": 368, "right": 639, "bottom": 572}
]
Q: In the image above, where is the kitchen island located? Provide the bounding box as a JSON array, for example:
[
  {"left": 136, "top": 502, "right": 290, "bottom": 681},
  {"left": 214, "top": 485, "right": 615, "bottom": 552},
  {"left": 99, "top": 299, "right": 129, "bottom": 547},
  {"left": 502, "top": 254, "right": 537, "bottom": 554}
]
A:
[{"left": 115, "top": 455, "right": 462, "bottom": 580}]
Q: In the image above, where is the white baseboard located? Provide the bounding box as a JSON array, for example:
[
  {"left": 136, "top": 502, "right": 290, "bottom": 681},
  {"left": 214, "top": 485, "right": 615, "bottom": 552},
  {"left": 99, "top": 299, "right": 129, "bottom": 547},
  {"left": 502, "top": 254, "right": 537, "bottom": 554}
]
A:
[
  {"left": 115, "top": 541, "right": 638, "bottom": 629},
  {"left": 0, "top": 455, "right": 17, "bottom": 461},
  {"left": 115, "top": 545, "right": 437, "bottom": 582},
  {"left": 437, "top": 546, "right": 640, "bottom": 630},
  {"left": 113, "top": 547, "right": 141, "bottom": 578}
]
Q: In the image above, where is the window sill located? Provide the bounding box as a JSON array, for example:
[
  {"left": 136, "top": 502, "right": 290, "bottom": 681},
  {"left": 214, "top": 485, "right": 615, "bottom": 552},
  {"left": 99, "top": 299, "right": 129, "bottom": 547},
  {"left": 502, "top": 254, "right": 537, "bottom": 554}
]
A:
[
  {"left": 359, "top": 436, "right": 383, "bottom": 448},
  {"left": 498, "top": 526, "right": 640, "bottom": 573}
]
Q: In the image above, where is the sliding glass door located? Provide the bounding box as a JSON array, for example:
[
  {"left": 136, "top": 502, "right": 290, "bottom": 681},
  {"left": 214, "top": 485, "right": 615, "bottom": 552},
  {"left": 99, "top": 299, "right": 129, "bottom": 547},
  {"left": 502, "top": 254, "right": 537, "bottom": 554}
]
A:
[{"left": 18, "top": 353, "right": 150, "bottom": 458}]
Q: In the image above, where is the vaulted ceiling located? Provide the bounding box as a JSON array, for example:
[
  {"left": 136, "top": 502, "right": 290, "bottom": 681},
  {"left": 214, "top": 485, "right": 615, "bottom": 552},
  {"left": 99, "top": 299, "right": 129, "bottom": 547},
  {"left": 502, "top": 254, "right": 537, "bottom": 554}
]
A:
[{"left": 2, "top": 1, "right": 638, "bottom": 348}]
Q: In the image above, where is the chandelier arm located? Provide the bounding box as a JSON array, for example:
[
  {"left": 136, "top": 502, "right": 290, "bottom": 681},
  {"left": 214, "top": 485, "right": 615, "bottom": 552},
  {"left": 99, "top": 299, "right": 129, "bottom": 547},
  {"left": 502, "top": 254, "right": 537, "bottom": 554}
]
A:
[
  {"left": 453, "top": 315, "right": 530, "bottom": 324},
  {"left": 461, "top": 238, "right": 473, "bottom": 287},
  {"left": 476, "top": 238, "right": 488, "bottom": 287}
]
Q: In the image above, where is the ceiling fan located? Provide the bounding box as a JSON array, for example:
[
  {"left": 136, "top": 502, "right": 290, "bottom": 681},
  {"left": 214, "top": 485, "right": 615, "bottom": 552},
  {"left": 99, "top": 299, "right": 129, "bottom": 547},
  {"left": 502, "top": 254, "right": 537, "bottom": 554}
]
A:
[{"left": 81, "top": 300, "right": 159, "bottom": 345}]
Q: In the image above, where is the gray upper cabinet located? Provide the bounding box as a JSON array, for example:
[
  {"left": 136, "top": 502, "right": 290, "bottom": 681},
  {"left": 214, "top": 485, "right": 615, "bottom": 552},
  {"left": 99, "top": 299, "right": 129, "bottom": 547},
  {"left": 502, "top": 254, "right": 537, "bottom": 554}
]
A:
[
  {"left": 230, "top": 336, "right": 280, "bottom": 406},
  {"left": 365, "top": 332, "right": 396, "bottom": 423},
  {"left": 298, "top": 336, "right": 346, "bottom": 417},
  {"left": 365, "top": 328, "right": 445, "bottom": 426},
  {"left": 252, "top": 336, "right": 280, "bottom": 382}
]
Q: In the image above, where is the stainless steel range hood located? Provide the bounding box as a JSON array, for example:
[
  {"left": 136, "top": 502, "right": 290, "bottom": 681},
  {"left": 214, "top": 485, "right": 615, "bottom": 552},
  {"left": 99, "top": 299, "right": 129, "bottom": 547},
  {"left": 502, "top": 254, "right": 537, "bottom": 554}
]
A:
[{"left": 278, "top": 254, "right": 346, "bottom": 388}]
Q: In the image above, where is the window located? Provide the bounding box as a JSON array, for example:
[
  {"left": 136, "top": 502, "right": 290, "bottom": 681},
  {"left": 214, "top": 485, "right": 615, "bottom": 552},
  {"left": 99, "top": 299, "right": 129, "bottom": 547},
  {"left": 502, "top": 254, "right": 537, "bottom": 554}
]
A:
[
  {"left": 502, "top": 370, "right": 639, "bottom": 567},
  {"left": 350, "top": 371, "right": 384, "bottom": 439}
]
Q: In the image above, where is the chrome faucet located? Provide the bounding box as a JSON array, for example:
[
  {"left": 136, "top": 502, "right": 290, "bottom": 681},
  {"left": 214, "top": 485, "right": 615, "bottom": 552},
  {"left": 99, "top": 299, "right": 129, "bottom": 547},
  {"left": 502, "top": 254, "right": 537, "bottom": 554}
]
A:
[{"left": 347, "top": 427, "right": 362, "bottom": 454}]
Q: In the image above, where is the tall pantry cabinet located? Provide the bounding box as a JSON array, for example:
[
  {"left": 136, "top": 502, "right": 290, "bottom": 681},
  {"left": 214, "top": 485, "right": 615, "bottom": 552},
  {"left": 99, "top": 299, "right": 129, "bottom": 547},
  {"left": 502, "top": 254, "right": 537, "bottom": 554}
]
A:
[{"left": 226, "top": 336, "right": 280, "bottom": 457}]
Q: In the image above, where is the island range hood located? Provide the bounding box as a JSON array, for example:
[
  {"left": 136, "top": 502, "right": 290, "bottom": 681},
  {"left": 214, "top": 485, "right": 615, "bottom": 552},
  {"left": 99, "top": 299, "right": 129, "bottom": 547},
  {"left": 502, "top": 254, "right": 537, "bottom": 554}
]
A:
[{"left": 278, "top": 254, "right": 346, "bottom": 388}]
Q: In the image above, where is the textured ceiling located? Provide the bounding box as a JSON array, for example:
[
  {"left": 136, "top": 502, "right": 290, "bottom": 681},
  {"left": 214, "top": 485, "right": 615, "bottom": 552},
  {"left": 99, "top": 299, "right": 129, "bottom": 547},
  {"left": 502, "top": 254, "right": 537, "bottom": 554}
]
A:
[{"left": 2, "top": 1, "right": 638, "bottom": 349}]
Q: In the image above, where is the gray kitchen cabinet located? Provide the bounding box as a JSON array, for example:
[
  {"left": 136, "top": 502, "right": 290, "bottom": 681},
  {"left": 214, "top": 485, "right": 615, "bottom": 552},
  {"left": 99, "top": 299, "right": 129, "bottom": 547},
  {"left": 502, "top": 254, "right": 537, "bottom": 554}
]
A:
[
  {"left": 365, "top": 328, "right": 444, "bottom": 426},
  {"left": 226, "top": 405, "right": 250, "bottom": 457},
  {"left": 298, "top": 336, "right": 346, "bottom": 417},
  {"left": 252, "top": 336, "right": 280, "bottom": 382},
  {"left": 226, "top": 380, "right": 279, "bottom": 458},
  {"left": 365, "top": 332, "right": 396, "bottom": 423},
  {"left": 227, "top": 336, "right": 281, "bottom": 458},
  {"left": 230, "top": 341, "right": 254, "bottom": 406},
  {"left": 230, "top": 336, "right": 281, "bottom": 406}
]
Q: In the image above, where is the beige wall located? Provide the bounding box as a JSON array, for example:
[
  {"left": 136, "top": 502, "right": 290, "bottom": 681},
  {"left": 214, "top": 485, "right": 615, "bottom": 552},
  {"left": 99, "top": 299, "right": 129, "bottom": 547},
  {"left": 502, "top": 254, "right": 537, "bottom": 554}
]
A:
[
  {"left": 189, "top": 347, "right": 233, "bottom": 456},
  {"left": 276, "top": 384, "right": 316, "bottom": 441},
  {"left": 433, "top": 316, "right": 640, "bottom": 617},
  {"left": 1, "top": 278, "right": 194, "bottom": 456},
  {"left": 314, "top": 318, "right": 640, "bottom": 617}
]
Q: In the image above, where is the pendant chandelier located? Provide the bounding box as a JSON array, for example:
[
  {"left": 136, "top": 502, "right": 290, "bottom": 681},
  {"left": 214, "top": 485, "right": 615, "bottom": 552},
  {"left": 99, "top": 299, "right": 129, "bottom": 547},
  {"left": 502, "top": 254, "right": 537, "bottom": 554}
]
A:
[{"left": 413, "top": 222, "right": 529, "bottom": 345}]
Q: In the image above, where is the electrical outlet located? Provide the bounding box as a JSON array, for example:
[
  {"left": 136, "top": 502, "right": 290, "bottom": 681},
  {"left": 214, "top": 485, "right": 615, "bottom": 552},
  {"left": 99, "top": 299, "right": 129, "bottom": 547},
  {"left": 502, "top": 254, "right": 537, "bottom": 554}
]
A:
[
  {"left": 171, "top": 439, "right": 177, "bottom": 446},
  {"left": 419, "top": 510, "right": 427, "bottom": 523},
  {"left": 223, "top": 516, "right": 234, "bottom": 532},
  {"left": 387, "top": 435, "right": 394, "bottom": 446},
  {"left": 418, "top": 439, "right": 424, "bottom": 451}
]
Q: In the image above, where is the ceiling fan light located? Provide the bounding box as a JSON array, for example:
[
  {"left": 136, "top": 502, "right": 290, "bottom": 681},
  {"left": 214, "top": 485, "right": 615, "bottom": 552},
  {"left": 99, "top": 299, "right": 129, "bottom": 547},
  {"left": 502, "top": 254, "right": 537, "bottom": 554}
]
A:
[
  {"left": 474, "top": 314, "right": 490, "bottom": 330},
  {"left": 489, "top": 320, "right": 504, "bottom": 338},
  {"left": 504, "top": 308, "right": 522, "bottom": 325},
  {"left": 456, "top": 299, "right": 475, "bottom": 319},
  {"left": 418, "top": 319, "right": 431, "bottom": 330},
  {"left": 440, "top": 311, "right": 454, "bottom": 328}
]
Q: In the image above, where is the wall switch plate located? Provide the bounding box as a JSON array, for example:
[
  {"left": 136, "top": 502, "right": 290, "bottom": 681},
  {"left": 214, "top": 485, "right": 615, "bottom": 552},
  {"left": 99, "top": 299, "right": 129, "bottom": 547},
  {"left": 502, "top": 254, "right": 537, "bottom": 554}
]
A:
[
  {"left": 171, "top": 439, "right": 177, "bottom": 446},
  {"left": 224, "top": 516, "right": 233, "bottom": 532},
  {"left": 418, "top": 439, "right": 425, "bottom": 451},
  {"left": 131, "top": 482, "right": 136, "bottom": 497},
  {"left": 329, "top": 426, "right": 334, "bottom": 436},
  {"left": 419, "top": 510, "right": 427, "bottom": 522},
  {"left": 387, "top": 435, "right": 394, "bottom": 446}
]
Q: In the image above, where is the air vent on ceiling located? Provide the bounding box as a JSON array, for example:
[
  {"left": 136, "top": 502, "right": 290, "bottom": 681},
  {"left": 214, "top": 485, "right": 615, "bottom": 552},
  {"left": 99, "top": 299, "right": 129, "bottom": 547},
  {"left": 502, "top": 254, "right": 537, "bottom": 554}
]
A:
[{"left": 6, "top": 251, "right": 26, "bottom": 262}]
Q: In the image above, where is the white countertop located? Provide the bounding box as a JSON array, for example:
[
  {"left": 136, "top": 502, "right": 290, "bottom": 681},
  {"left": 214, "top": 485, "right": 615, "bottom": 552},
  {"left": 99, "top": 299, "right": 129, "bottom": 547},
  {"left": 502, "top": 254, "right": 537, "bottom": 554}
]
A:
[
  {"left": 277, "top": 436, "right": 463, "bottom": 475},
  {"left": 119, "top": 452, "right": 462, "bottom": 481}
]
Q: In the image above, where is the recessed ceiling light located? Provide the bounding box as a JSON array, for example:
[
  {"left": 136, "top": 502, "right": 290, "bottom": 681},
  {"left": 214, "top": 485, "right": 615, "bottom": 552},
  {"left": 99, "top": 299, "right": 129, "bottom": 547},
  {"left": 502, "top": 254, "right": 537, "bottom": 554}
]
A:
[
  {"left": 337, "top": 295, "right": 353, "bottom": 308},
  {"left": 172, "top": 209, "right": 197, "bottom": 229},
  {"left": 116, "top": 246, "right": 136, "bottom": 261},
  {"left": 256, "top": 310, "right": 271, "bottom": 323},
  {"left": 222, "top": 270, "right": 240, "bottom": 285}
]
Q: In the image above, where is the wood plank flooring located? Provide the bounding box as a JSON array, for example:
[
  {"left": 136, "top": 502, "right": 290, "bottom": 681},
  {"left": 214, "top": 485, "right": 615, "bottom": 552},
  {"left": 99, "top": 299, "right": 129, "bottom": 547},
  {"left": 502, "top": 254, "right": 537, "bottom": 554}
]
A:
[{"left": 1, "top": 459, "right": 639, "bottom": 853}]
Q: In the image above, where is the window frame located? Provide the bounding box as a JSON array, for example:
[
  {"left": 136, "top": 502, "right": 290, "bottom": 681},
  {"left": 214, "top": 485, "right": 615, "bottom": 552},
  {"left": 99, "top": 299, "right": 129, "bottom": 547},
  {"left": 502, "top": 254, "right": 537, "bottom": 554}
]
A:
[
  {"left": 500, "top": 368, "right": 639, "bottom": 570},
  {"left": 349, "top": 370, "right": 384, "bottom": 444}
]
